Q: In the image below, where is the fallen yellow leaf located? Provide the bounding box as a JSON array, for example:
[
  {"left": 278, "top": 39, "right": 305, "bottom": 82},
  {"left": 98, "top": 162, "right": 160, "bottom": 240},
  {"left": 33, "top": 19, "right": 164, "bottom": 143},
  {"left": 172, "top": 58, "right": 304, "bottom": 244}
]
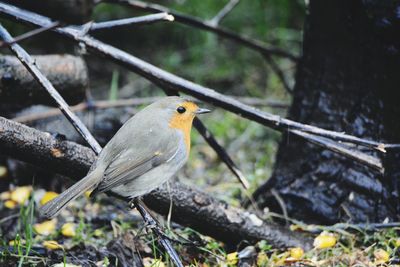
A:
[
  {"left": 289, "top": 247, "right": 304, "bottom": 259},
  {"left": 4, "top": 200, "right": 17, "bottom": 209},
  {"left": 61, "top": 223, "right": 76, "bottom": 237},
  {"left": 34, "top": 219, "right": 57, "bottom": 236},
  {"left": 226, "top": 252, "right": 239, "bottom": 265},
  {"left": 42, "top": 240, "right": 63, "bottom": 250},
  {"left": 257, "top": 252, "right": 268, "bottom": 266},
  {"left": 313, "top": 232, "right": 337, "bottom": 249},
  {"left": 40, "top": 191, "right": 59, "bottom": 205},
  {"left": 10, "top": 186, "right": 32, "bottom": 204},
  {"left": 374, "top": 248, "right": 389, "bottom": 264},
  {"left": 93, "top": 229, "right": 103, "bottom": 237}
]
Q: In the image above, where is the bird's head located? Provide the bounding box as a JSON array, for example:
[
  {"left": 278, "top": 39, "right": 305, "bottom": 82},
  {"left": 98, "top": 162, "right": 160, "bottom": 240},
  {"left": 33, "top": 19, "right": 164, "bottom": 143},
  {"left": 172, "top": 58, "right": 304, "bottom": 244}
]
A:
[{"left": 149, "top": 96, "right": 210, "bottom": 151}]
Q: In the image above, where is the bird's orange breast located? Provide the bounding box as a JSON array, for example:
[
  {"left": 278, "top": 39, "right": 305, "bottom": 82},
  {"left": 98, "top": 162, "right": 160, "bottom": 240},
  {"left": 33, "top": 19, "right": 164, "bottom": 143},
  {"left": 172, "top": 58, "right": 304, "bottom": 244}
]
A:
[{"left": 169, "top": 113, "right": 194, "bottom": 154}]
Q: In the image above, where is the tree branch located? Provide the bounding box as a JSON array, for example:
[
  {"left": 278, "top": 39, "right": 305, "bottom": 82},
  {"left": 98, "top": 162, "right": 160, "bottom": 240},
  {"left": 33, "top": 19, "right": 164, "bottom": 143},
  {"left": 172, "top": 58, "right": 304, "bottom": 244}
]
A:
[
  {"left": 87, "top": 13, "right": 174, "bottom": 32},
  {"left": 291, "top": 130, "right": 383, "bottom": 172},
  {"left": 264, "top": 54, "right": 293, "bottom": 93},
  {"left": 0, "top": 21, "right": 60, "bottom": 47},
  {"left": 0, "top": 116, "right": 313, "bottom": 250},
  {"left": 209, "top": 0, "right": 240, "bottom": 26},
  {"left": 193, "top": 117, "right": 250, "bottom": 189}
]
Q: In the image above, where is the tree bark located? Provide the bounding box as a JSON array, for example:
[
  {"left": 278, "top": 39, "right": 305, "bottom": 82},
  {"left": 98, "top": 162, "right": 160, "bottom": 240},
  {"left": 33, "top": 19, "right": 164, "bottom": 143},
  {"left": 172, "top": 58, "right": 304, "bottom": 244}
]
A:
[
  {"left": 0, "top": 55, "right": 88, "bottom": 106},
  {"left": 0, "top": 116, "right": 313, "bottom": 249},
  {"left": 253, "top": 0, "right": 400, "bottom": 224}
]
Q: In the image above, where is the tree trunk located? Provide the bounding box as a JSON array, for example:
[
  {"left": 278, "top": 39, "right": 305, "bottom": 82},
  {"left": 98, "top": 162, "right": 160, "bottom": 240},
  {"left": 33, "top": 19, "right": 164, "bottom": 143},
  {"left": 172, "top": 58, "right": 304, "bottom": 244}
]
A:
[{"left": 253, "top": 0, "right": 400, "bottom": 224}]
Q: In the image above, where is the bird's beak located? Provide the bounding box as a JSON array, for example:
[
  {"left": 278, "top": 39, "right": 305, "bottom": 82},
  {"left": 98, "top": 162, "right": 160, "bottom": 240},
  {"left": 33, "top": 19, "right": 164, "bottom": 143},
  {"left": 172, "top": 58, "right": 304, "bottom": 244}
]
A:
[{"left": 195, "top": 108, "right": 211, "bottom": 114}]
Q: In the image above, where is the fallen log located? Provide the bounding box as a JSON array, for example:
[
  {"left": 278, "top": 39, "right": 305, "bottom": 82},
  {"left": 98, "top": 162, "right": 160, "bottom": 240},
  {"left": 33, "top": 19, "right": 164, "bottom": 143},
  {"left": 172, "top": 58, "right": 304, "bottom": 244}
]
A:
[
  {"left": 0, "top": 54, "right": 88, "bottom": 106},
  {"left": 0, "top": 116, "right": 313, "bottom": 249}
]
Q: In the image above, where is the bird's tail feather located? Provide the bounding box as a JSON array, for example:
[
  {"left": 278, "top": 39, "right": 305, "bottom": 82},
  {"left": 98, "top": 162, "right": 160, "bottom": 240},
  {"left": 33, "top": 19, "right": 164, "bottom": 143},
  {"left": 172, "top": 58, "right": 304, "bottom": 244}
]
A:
[{"left": 40, "top": 170, "right": 101, "bottom": 218}]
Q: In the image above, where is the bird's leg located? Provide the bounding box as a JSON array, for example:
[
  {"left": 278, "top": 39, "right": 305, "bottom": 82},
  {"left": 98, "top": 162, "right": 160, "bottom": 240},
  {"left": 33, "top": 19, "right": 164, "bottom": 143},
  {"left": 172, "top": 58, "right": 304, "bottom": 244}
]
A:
[{"left": 132, "top": 199, "right": 202, "bottom": 246}]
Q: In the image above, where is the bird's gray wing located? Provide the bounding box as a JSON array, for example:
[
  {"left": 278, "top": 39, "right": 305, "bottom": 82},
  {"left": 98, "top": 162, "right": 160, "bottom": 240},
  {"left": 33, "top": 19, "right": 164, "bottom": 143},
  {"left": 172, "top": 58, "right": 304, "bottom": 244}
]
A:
[{"left": 92, "top": 134, "right": 179, "bottom": 195}]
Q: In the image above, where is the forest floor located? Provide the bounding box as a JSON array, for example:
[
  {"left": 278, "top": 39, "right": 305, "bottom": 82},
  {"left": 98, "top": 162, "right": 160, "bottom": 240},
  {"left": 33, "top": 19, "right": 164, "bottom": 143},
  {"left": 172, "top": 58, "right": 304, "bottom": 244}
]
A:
[{"left": 0, "top": 183, "right": 400, "bottom": 266}]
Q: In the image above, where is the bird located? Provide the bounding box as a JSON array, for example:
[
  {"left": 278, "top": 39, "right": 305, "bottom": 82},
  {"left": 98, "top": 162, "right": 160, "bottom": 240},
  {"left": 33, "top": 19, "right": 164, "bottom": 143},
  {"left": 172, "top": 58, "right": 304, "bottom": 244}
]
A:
[{"left": 40, "top": 96, "right": 210, "bottom": 218}]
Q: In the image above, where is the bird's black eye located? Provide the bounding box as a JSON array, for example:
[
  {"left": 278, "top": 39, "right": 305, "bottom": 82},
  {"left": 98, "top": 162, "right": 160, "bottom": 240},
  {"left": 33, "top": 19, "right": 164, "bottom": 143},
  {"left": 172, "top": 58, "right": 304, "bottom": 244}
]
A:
[{"left": 177, "top": 106, "right": 186, "bottom": 114}]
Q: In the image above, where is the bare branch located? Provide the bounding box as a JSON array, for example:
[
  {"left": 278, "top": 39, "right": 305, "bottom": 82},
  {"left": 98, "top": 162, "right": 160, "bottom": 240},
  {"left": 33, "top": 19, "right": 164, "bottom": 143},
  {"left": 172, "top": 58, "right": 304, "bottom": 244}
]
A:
[
  {"left": 291, "top": 130, "right": 383, "bottom": 173},
  {"left": 209, "top": 0, "right": 240, "bottom": 26},
  {"left": 103, "top": 0, "right": 299, "bottom": 61},
  {"left": 264, "top": 54, "right": 293, "bottom": 93},
  {"left": 194, "top": 117, "right": 250, "bottom": 189},
  {"left": 88, "top": 13, "right": 174, "bottom": 32},
  {"left": 0, "top": 116, "right": 313, "bottom": 249}
]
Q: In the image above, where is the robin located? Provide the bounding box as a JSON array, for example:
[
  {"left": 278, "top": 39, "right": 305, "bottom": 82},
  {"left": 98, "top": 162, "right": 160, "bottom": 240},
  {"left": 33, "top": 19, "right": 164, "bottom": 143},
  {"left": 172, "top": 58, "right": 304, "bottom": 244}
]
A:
[{"left": 40, "top": 96, "right": 210, "bottom": 218}]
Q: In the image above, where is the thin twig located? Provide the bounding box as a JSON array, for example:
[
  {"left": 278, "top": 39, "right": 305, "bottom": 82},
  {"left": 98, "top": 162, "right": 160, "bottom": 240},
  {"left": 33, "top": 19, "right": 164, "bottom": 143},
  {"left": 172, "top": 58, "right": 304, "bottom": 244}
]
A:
[
  {"left": 88, "top": 13, "right": 174, "bottom": 32},
  {"left": 291, "top": 129, "right": 383, "bottom": 173},
  {"left": 264, "top": 54, "right": 293, "bottom": 93},
  {"left": 193, "top": 118, "right": 250, "bottom": 189},
  {"left": 209, "top": 0, "right": 240, "bottom": 26},
  {"left": 0, "top": 21, "right": 60, "bottom": 47},
  {"left": 0, "top": 4, "right": 398, "bottom": 167},
  {"left": 0, "top": 23, "right": 184, "bottom": 267},
  {"left": 102, "top": 0, "right": 299, "bottom": 61},
  {"left": 0, "top": 213, "right": 19, "bottom": 224}
]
